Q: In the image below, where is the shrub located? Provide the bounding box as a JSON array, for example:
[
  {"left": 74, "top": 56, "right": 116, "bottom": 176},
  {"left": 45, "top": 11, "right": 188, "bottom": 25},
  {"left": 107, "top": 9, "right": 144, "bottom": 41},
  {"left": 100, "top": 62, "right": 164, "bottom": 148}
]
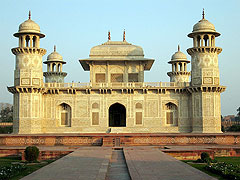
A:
[
  {"left": 201, "top": 152, "right": 210, "bottom": 162},
  {"left": 227, "top": 125, "right": 240, "bottom": 132},
  {"left": 0, "top": 126, "right": 13, "bottom": 134},
  {"left": 24, "top": 146, "right": 39, "bottom": 162}
]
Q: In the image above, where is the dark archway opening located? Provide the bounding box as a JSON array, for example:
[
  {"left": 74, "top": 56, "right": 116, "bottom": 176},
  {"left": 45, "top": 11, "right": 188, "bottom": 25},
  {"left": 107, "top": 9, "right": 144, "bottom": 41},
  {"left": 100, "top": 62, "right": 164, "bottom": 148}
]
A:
[{"left": 109, "top": 103, "right": 126, "bottom": 127}]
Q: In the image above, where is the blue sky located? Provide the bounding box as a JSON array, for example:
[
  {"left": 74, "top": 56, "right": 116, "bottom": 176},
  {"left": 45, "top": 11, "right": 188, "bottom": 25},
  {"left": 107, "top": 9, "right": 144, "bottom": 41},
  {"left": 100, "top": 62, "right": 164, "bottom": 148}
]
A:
[{"left": 0, "top": 0, "right": 239, "bottom": 116}]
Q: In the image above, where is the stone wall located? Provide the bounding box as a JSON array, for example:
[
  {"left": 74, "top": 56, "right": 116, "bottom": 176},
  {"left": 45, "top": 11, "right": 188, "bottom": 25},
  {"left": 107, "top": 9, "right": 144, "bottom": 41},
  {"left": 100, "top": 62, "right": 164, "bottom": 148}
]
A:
[
  {"left": 0, "top": 133, "right": 239, "bottom": 146},
  {"left": 40, "top": 91, "right": 191, "bottom": 133}
]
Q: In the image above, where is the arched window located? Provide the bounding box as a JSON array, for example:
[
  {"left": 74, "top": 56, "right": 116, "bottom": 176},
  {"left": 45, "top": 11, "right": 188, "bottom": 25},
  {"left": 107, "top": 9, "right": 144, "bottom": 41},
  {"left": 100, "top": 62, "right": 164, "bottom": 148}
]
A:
[
  {"left": 52, "top": 63, "right": 56, "bottom": 72},
  {"left": 197, "top": 36, "right": 201, "bottom": 47},
  {"left": 92, "top": 103, "right": 99, "bottom": 125},
  {"left": 59, "top": 103, "right": 71, "bottom": 126},
  {"left": 204, "top": 35, "right": 209, "bottom": 46},
  {"left": 57, "top": 64, "right": 61, "bottom": 72},
  {"left": 165, "top": 102, "right": 178, "bottom": 126},
  {"left": 92, "top": 103, "right": 99, "bottom": 109},
  {"left": 179, "top": 63, "right": 182, "bottom": 71},
  {"left": 26, "top": 36, "right": 30, "bottom": 47},
  {"left": 136, "top": 103, "right": 142, "bottom": 109},
  {"left": 135, "top": 103, "right": 143, "bottom": 125},
  {"left": 33, "top": 36, "right": 37, "bottom": 47}
]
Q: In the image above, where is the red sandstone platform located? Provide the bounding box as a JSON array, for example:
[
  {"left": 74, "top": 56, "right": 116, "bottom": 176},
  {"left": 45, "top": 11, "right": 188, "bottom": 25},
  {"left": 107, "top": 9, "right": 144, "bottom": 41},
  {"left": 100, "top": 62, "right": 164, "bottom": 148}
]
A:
[{"left": 0, "top": 133, "right": 240, "bottom": 146}]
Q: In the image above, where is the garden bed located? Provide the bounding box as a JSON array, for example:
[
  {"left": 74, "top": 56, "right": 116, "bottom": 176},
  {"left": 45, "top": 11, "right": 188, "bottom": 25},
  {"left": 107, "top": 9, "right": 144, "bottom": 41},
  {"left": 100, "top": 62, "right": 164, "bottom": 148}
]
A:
[
  {"left": 0, "top": 156, "right": 55, "bottom": 180},
  {"left": 183, "top": 157, "right": 240, "bottom": 180}
]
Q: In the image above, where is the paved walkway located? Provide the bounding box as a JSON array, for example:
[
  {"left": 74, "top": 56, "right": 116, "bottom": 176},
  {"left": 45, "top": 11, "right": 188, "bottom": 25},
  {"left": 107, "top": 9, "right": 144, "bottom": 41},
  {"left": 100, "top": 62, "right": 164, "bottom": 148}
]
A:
[
  {"left": 21, "top": 147, "right": 112, "bottom": 180},
  {"left": 20, "top": 146, "right": 216, "bottom": 180},
  {"left": 124, "top": 146, "right": 216, "bottom": 180}
]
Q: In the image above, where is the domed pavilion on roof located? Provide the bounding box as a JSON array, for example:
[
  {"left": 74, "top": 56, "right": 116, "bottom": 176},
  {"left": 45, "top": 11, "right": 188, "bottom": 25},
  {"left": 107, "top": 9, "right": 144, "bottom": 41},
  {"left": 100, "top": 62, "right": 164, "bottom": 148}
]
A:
[{"left": 8, "top": 10, "right": 226, "bottom": 134}]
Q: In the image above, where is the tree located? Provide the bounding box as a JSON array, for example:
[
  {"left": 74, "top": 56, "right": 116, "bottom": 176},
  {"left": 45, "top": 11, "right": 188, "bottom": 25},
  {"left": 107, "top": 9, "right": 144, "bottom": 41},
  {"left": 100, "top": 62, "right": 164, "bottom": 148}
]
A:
[
  {"left": 0, "top": 106, "right": 13, "bottom": 122},
  {"left": 237, "top": 107, "right": 240, "bottom": 117},
  {"left": 236, "top": 107, "right": 240, "bottom": 124}
]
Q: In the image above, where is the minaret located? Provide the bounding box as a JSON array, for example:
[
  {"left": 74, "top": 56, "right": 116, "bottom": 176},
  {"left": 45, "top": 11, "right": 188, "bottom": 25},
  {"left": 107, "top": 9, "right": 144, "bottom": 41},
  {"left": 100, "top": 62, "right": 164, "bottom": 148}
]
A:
[
  {"left": 43, "top": 45, "right": 67, "bottom": 83},
  {"left": 167, "top": 45, "right": 190, "bottom": 83},
  {"left": 9, "top": 12, "right": 46, "bottom": 134},
  {"left": 187, "top": 10, "right": 225, "bottom": 133}
]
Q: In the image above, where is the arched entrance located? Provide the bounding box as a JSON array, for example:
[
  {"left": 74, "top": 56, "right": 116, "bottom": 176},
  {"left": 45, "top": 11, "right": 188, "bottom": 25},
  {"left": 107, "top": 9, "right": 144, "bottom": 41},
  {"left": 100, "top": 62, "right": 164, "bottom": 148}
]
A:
[{"left": 109, "top": 103, "right": 126, "bottom": 127}]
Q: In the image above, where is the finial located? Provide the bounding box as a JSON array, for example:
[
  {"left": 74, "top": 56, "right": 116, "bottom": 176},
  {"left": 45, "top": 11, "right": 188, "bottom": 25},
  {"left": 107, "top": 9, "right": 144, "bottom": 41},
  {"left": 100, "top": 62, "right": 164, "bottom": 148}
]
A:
[
  {"left": 178, "top": 45, "right": 180, "bottom": 51},
  {"left": 108, "top": 31, "right": 111, "bottom": 41},
  {"left": 202, "top": 8, "right": 205, "bottom": 19},
  {"left": 29, "top": 10, "right": 31, "bottom": 20},
  {"left": 54, "top": 45, "right": 56, "bottom": 52},
  {"left": 123, "top": 29, "right": 126, "bottom": 41}
]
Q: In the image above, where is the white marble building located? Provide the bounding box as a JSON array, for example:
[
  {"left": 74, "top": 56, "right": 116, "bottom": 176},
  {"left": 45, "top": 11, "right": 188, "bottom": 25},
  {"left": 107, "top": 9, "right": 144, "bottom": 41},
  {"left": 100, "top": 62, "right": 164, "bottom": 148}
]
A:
[{"left": 8, "top": 11, "right": 226, "bottom": 134}]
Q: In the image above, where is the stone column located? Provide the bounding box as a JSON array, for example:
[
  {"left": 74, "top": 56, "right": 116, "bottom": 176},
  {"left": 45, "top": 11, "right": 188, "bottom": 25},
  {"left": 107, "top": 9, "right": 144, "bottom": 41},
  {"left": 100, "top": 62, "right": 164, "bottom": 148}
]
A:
[
  {"left": 22, "top": 35, "right": 26, "bottom": 47},
  {"left": 50, "top": 63, "right": 53, "bottom": 72},
  {"left": 106, "top": 61, "right": 109, "bottom": 84},
  {"left": 139, "top": 62, "right": 144, "bottom": 82},
  {"left": 124, "top": 61, "right": 128, "bottom": 82},
  {"left": 30, "top": 35, "right": 33, "bottom": 48},
  {"left": 208, "top": 34, "right": 211, "bottom": 47},
  {"left": 37, "top": 36, "right": 40, "bottom": 48},
  {"left": 200, "top": 35, "right": 204, "bottom": 47}
]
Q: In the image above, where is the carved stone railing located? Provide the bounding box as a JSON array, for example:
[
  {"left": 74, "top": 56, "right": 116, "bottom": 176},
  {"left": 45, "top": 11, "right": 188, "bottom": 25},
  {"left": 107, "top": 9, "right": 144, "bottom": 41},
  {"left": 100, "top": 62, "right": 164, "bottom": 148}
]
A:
[{"left": 44, "top": 82, "right": 190, "bottom": 88}]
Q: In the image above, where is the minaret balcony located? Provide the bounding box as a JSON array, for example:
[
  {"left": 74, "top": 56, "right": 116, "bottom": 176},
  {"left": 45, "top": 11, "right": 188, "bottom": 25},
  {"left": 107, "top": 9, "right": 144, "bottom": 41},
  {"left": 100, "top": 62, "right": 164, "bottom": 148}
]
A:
[
  {"left": 43, "top": 72, "right": 67, "bottom": 76},
  {"left": 11, "top": 47, "right": 46, "bottom": 55},
  {"left": 167, "top": 71, "right": 191, "bottom": 76},
  {"left": 187, "top": 47, "right": 222, "bottom": 55}
]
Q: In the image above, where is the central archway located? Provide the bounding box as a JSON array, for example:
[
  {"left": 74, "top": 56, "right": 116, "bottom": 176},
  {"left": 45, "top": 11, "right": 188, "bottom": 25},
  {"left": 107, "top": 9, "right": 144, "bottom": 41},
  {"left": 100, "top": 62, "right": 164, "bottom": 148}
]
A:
[{"left": 109, "top": 103, "right": 126, "bottom": 127}]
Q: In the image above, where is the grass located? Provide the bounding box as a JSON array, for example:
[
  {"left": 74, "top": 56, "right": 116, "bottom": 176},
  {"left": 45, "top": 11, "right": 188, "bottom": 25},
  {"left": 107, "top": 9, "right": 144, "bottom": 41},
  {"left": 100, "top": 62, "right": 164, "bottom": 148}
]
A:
[
  {"left": 215, "top": 156, "right": 240, "bottom": 166},
  {"left": 0, "top": 156, "right": 55, "bottom": 180},
  {"left": 183, "top": 156, "right": 240, "bottom": 180},
  {"left": 185, "top": 162, "right": 226, "bottom": 180}
]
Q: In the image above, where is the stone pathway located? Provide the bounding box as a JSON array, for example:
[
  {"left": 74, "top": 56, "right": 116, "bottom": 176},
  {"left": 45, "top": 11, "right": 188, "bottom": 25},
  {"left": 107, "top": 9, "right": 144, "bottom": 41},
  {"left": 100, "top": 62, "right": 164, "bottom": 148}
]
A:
[
  {"left": 20, "top": 146, "right": 216, "bottom": 180},
  {"left": 124, "top": 146, "right": 216, "bottom": 180},
  {"left": 21, "top": 147, "right": 112, "bottom": 180}
]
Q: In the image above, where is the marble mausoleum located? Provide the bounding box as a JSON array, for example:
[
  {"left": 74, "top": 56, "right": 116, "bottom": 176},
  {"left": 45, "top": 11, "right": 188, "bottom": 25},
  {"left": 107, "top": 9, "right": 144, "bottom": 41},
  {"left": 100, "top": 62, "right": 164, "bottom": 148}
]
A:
[{"left": 8, "top": 11, "right": 226, "bottom": 134}]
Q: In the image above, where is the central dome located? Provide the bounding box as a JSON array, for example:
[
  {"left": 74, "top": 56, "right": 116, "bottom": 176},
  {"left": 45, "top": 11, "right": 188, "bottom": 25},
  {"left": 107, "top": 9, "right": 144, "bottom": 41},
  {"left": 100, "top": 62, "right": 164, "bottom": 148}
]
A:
[{"left": 90, "top": 41, "right": 144, "bottom": 57}]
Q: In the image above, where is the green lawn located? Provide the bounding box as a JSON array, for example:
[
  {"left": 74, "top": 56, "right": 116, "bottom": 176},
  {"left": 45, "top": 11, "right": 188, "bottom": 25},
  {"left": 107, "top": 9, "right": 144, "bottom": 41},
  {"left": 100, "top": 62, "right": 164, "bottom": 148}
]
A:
[
  {"left": 215, "top": 156, "right": 240, "bottom": 166},
  {"left": 186, "top": 162, "right": 226, "bottom": 180},
  {"left": 0, "top": 156, "right": 55, "bottom": 180},
  {"left": 183, "top": 156, "right": 240, "bottom": 180}
]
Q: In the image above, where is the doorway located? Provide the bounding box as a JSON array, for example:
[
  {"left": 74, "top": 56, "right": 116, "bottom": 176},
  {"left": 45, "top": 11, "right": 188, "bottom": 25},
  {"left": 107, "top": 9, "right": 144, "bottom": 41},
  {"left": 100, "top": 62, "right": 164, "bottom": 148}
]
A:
[{"left": 109, "top": 103, "right": 126, "bottom": 127}]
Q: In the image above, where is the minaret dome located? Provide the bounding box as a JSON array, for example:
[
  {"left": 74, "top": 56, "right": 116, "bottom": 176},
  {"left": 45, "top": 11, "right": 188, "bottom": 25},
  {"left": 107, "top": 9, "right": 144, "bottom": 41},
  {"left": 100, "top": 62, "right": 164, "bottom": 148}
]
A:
[
  {"left": 43, "top": 46, "right": 67, "bottom": 83},
  {"left": 167, "top": 45, "right": 190, "bottom": 83}
]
